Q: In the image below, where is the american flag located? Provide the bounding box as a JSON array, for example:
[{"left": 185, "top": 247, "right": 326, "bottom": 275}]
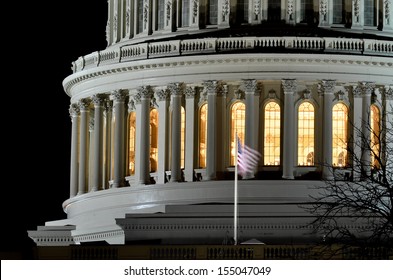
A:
[{"left": 237, "top": 136, "right": 261, "bottom": 178}]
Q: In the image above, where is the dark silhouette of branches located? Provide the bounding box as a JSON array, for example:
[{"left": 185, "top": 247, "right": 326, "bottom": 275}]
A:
[{"left": 303, "top": 103, "right": 393, "bottom": 259}]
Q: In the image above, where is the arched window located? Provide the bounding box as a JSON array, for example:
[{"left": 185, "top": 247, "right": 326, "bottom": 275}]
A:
[
  {"left": 230, "top": 102, "right": 245, "bottom": 166},
  {"left": 157, "top": 0, "right": 165, "bottom": 30},
  {"left": 264, "top": 101, "right": 280, "bottom": 165},
  {"left": 150, "top": 109, "right": 159, "bottom": 172},
  {"left": 181, "top": 106, "right": 185, "bottom": 169},
  {"left": 128, "top": 111, "right": 136, "bottom": 174},
  {"left": 199, "top": 104, "right": 208, "bottom": 168},
  {"left": 370, "top": 105, "right": 380, "bottom": 168},
  {"left": 332, "top": 103, "right": 348, "bottom": 167},
  {"left": 298, "top": 102, "right": 315, "bottom": 166},
  {"left": 208, "top": 0, "right": 218, "bottom": 24}
]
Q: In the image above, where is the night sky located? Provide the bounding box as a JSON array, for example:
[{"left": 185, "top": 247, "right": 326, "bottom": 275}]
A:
[{"left": 2, "top": 0, "right": 108, "bottom": 258}]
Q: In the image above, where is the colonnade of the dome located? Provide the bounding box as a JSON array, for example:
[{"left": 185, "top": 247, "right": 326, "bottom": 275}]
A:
[
  {"left": 105, "top": 0, "right": 393, "bottom": 46},
  {"left": 68, "top": 79, "right": 393, "bottom": 199}
]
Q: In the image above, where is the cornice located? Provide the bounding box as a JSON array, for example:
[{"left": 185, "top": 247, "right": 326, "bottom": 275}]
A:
[{"left": 63, "top": 53, "right": 393, "bottom": 98}]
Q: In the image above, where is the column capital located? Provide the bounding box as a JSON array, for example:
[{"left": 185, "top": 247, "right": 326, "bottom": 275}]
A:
[
  {"left": 242, "top": 79, "right": 259, "bottom": 95},
  {"left": 167, "top": 82, "right": 184, "bottom": 96},
  {"left": 111, "top": 89, "right": 127, "bottom": 102},
  {"left": 69, "top": 103, "right": 80, "bottom": 118},
  {"left": 128, "top": 97, "right": 136, "bottom": 112},
  {"left": 78, "top": 98, "right": 90, "bottom": 111},
  {"left": 185, "top": 86, "right": 196, "bottom": 99},
  {"left": 318, "top": 79, "right": 336, "bottom": 94},
  {"left": 156, "top": 89, "right": 170, "bottom": 101},
  {"left": 385, "top": 86, "right": 393, "bottom": 100},
  {"left": 137, "top": 86, "right": 153, "bottom": 99},
  {"left": 92, "top": 93, "right": 108, "bottom": 107},
  {"left": 203, "top": 80, "right": 219, "bottom": 95},
  {"left": 281, "top": 79, "right": 297, "bottom": 94},
  {"left": 359, "top": 81, "right": 376, "bottom": 96}
]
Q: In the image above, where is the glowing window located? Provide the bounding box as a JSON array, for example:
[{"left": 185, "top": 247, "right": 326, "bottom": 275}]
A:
[
  {"left": 264, "top": 102, "right": 280, "bottom": 165},
  {"left": 199, "top": 104, "right": 208, "bottom": 168},
  {"left": 230, "top": 102, "right": 246, "bottom": 166},
  {"left": 370, "top": 105, "right": 380, "bottom": 168},
  {"left": 128, "top": 112, "right": 136, "bottom": 175},
  {"left": 181, "top": 107, "right": 185, "bottom": 169},
  {"left": 332, "top": 103, "right": 348, "bottom": 167},
  {"left": 150, "top": 109, "right": 158, "bottom": 172},
  {"left": 298, "top": 102, "right": 315, "bottom": 166}
]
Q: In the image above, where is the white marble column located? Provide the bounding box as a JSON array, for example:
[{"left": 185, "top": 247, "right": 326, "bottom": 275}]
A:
[
  {"left": 88, "top": 114, "right": 95, "bottom": 191},
  {"left": 156, "top": 89, "right": 170, "bottom": 184},
  {"left": 77, "top": 98, "right": 90, "bottom": 195},
  {"left": 384, "top": 86, "right": 393, "bottom": 174},
  {"left": 243, "top": 79, "right": 260, "bottom": 178},
  {"left": 184, "top": 86, "right": 196, "bottom": 181},
  {"left": 135, "top": 86, "right": 152, "bottom": 185},
  {"left": 282, "top": 79, "right": 297, "bottom": 179},
  {"left": 216, "top": 84, "right": 227, "bottom": 177},
  {"left": 111, "top": 90, "right": 127, "bottom": 188},
  {"left": 360, "top": 82, "right": 375, "bottom": 176},
  {"left": 205, "top": 80, "right": 218, "bottom": 180},
  {"left": 352, "top": 84, "right": 363, "bottom": 180},
  {"left": 320, "top": 79, "right": 336, "bottom": 180},
  {"left": 91, "top": 94, "right": 107, "bottom": 191},
  {"left": 104, "top": 100, "right": 113, "bottom": 189},
  {"left": 169, "top": 83, "right": 183, "bottom": 182},
  {"left": 69, "top": 104, "right": 79, "bottom": 198}
]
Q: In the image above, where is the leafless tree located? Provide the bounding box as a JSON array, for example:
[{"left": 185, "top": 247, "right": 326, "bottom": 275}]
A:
[{"left": 304, "top": 104, "right": 393, "bottom": 259}]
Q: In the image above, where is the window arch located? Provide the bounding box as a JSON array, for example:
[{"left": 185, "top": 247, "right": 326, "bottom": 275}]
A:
[
  {"left": 298, "top": 102, "right": 315, "bottom": 166},
  {"left": 264, "top": 101, "right": 281, "bottom": 165},
  {"left": 181, "top": 106, "right": 185, "bottom": 169},
  {"left": 199, "top": 104, "right": 208, "bottom": 168},
  {"left": 128, "top": 111, "right": 136, "bottom": 175},
  {"left": 230, "top": 102, "right": 245, "bottom": 166},
  {"left": 370, "top": 105, "right": 381, "bottom": 168},
  {"left": 332, "top": 103, "right": 348, "bottom": 167},
  {"left": 150, "top": 109, "right": 159, "bottom": 172}
]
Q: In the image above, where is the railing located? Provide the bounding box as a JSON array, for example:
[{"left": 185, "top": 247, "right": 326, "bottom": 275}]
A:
[{"left": 72, "top": 36, "right": 393, "bottom": 73}]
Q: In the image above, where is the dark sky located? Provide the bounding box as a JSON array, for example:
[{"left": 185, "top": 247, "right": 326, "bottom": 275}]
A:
[{"left": 2, "top": 0, "right": 108, "bottom": 258}]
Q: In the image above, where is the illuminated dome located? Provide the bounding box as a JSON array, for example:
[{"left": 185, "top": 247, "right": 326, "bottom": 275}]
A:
[{"left": 29, "top": 1, "right": 393, "bottom": 247}]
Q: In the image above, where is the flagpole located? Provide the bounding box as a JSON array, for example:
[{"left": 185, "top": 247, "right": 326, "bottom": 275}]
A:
[{"left": 234, "top": 134, "right": 238, "bottom": 245}]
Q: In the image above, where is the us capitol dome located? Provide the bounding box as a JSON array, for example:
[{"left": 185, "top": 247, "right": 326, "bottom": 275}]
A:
[{"left": 29, "top": 0, "right": 393, "bottom": 249}]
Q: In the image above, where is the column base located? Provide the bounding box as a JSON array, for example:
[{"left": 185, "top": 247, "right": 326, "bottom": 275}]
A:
[{"left": 282, "top": 175, "right": 294, "bottom": 180}]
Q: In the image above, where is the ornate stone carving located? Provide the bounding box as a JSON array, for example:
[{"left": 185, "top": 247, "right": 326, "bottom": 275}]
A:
[
  {"left": 92, "top": 94, "right": 107, "bottom": 107},
  {"left": 268, "top": 89, "right": 277, "bottom": 99},
  {"left": 105, "top": 20, "right": 110, "bottom": 45},
  {"left": 287, "top": 0, "right": 294, "bottom": 18},
  {"left": 78, "top": 98, "right": 90, "bottom": 111},
  {"left": 192, "top": 0, "right": 199, "bottom": 23},
  {"left": 113, "top": 13, "right": 118, "bottom": 34},
  {"left": 167, "top": 82, "right": 184, "bottom": 96},
  {"left": 126, "top": 7, "right": 131, "bottom": 31},
  {"left": 254, "top": 1, "right": 261, "bottom": 17},
  {"left": 137, "top": 86, "right": 153, "bottom": 99},
  {"left": 303, "top": 88, "right": 311, "bottom": 99},
  {"left": 89, "top": 111, "right": 95, "bottom": 131},
  {"left": 69, "top": 103, "right": 80, "bottom": 118},
  {"left": 360, "top": 81, "right": 376, "bottom": 96},
  {"left": 235, "top": 88, "right": 245, "bottom": 100},
  {"left": 222, "top": 0, "right": 230, "bottom": 21},
  {"left": 203, "top": 80, "right": 219, "bottom": 95},
  {"left": 166, "top": 1, "right": 172, "bottom": 24},
  {"left": 133, "top": 92, "right": 141, "bottom": 104},
  {"left": 281, "top": 79, "right": 297, "bottom": 93},
  {"left": 319, "top": 79, "right": 336, "bottom": 93},
  {"left": 128, "top": 97, "right": 136, "bottom": 112},
  {"left": 354, "top": 0, "right": 360, "bottom": 23},
  {"left": 143, "top": 2, "right": 149, "bottom": 26},
  {"left": 385, "top": 86, "right": 393, "bottom": 100},
  {"left": 242, "top": 79, "right": 257, "bottom": 93},
  {"left": 111, "top": 89, "right": 127, "bottom": 102},
  {"left": 185, "top": 87, "right": 196, "bottom": 99},
  {"left": 320, "top": 0, "right": 328, "bottom": 17},
  {"left": 352, "top": 85, "right": 362, "bottom": 97},
  {"left": 156, "top": 89, "right": 170, "bottom": 101},
  {"left": 336, "top": 90, "right": 347, "bottom": 101},
  {"left": 385, "top": 0, "right": 391, "bottom": 23}
]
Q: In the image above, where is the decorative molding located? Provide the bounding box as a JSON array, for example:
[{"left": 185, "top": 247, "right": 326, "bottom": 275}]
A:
[
  {"left": 254, "top": 1, "right": 261, "bottom": 17},
  {"left": 69, "top": 103, "right": 80, "bottom": 118},
  {"left": 156, "top": 89, "right": 170, "bottom": 101},
  {"left": 281, "top": 79, "right": 297, "bottom": 93},
  {"left": 89, "top": 111, "right": 95, "bottom": 131},
  {"left": 166, "top": 1, "right": 172, "bottom": 25},
  {"left": 111, "top": 89, "right": 127, "bottom": 102},
  {"left": 235, "top": 88, "right": 245, "bottom": 100},
  {"left": 113, "top": 13, "right": 118, "bottom": 34},
  {"left": 137, "top": 86, "right": 153, "bottom": 99},
  {"left": 242, "top": 79, "right": 257, "bottom": 94},
  {"left": 192, "top": 0, "right": 199, "bottom": 23},
  {"left": 203, "top": 80, "right": 219, "bottom": 95},
  {"left": 222, "top": 0, "right": 230, "bottom": 21},
  {"left": 303, "top": 88, "right": 311, "bottom": 99},
  {"left": 385, "top": 0, "right": 391, "bottom": 23},
  {"left": 167, "top": 82, "right": 184, "bottom": 96},
  {"left": 126, "top": 7, "right": 131, "bottom": 32},
  {"left": 354, "top": 0, "right": 360, "bottom": 23},
  {"left": 128, "top": 98, "right": 136, "bottom": 112},
  {"left": 78, "top": 98, "right": 90, "bottom": 111},
  {"left": 352, "top": 85, "right": 362, "bottom": 97},
  {"left": 336, "top": 90, "right": 347, "bottom": 101},
  {"left": 185, "top": 86, "right": 196, "bottom": 99},
  {"left": 385, "top": 86, "right": 393, "bottom": 100},
  {"left": 359, "top": 81, "right": 376, "bottom": 96},
  {"left": 319, "top": 79, "right": 336, "bottom": 93},
  {"left": 320, "top": 0, "right": 327, "bottom": 17},
  {"left": 92, "top": 93, "right": 107, "bottom": 107},
  {"left": 268, "top": 89, "right": 277, "bottom": 99}
]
